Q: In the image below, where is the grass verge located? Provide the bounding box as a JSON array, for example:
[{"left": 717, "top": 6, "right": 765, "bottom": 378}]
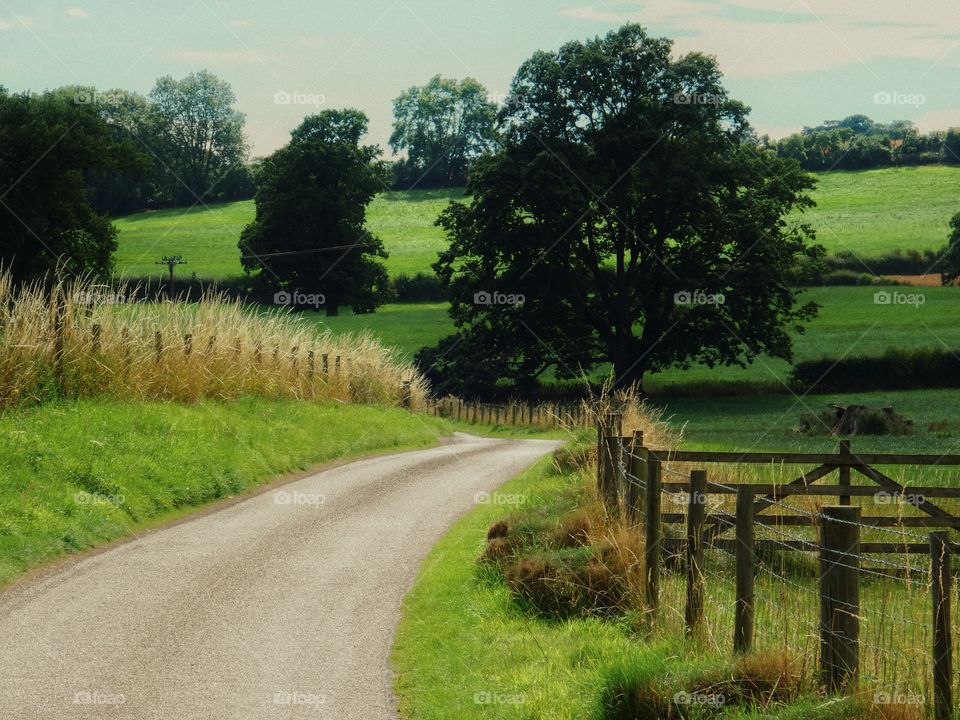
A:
[
  {"left": 0, "top": 397, "right": 452, "bottom": 589},
  {"left": 392, "top": 425, "right": 907, "bottom": 719}
]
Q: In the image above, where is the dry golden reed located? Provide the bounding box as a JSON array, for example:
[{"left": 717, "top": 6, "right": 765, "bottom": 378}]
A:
[{"left": 0, "top": 271, "right": 428, "bottom": 409}]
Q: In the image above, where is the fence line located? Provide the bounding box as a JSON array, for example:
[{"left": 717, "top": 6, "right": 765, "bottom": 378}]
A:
[{"left": 596, "top": 413, "right": 958, "bottom": 715}]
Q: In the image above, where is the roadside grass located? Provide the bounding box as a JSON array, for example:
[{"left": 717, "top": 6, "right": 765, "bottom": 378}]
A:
[
  {"left": 113, "top": 188, "right": 465, "bottom": 281},
  {"left": 392, "top": 437, "right": 873, "bottom": 720},
  {"left": 0, "top": 398, "right": 454, "bottom": 589}
]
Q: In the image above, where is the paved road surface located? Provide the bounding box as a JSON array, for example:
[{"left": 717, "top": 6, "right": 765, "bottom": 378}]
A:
[{"left": 0, "top": 433, "right": 560, "bottom": 719}]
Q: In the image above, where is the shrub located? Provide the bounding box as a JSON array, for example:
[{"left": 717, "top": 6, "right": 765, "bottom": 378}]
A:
[
  {"left": 389, "top": 272, "right": 447, "bottom": 302},
  {"left": 791, "top": 348, "right": 960, "bottom": 393}
]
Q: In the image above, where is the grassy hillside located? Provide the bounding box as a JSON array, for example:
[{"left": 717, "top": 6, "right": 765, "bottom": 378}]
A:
[
  {"left": 112, "top": 167, "right": 960, "bottom": 283},
  {"left": 113, "top": 188, "right": 464, "bottom": 280},
  {"left": 800, "top": 165, "right": 960, "bottom": 258}
]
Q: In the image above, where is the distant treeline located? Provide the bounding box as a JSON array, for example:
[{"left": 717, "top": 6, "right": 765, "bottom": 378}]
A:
[{"left": 769, "top": 114, "right": 960, "bottom": 171}]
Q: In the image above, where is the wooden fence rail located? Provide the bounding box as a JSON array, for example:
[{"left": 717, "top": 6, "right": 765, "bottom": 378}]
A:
[{"left": 598, "top": 424, "right": 959, "bottom": 713}]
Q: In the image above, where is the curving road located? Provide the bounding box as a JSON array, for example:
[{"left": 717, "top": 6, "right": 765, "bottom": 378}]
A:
[{"left": 0, "top": 432, "right": 560, "bottom": 719}]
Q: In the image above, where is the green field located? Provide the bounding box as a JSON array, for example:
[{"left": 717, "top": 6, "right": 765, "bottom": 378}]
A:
[
  {"left": 113, "top": 188, "right": 464, "bottom": 280},
  {"left": 311, "top": 287, "right": 959, "bottom": 386},
  {"left": 112, "top": 166, "right": 960, "bottom": 283},
  {"left": 801, "top": 165, "right": 960, "bottom": 258}
]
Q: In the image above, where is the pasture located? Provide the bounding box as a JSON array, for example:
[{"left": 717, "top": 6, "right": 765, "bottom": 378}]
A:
[{"left": 111, "top": 166, "right": 960, "bottom": 285}]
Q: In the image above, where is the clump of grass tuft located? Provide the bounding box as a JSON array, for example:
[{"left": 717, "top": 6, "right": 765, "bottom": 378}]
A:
[{"left": 0, "top": 270, "right": 427, "bottom": 410}]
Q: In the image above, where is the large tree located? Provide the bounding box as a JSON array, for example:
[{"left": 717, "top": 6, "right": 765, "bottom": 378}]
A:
[
  {"left": 0, "top": 87, "right": 143, "bottom": 282},
  {"left": 148, "top": 70, "right": 247, "bottom": 204},
  {"left": 417, "top": 24, "right": 823, "bottom": 394},
  {"left": 390, "top": 75, "right": 497, "bottom": 188},
  {"left": 239, "top": 110, "right": 390, "bottom": 316},
  {"left": 937, "top": 212, "right": 960, "bottom": 285}
]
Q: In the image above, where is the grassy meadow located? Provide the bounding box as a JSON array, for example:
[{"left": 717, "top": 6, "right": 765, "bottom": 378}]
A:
[
  {"left": 111, "top": 166, "right": 960, "bottom": 285},
  {"left": 113, "top": 187, "right": 464, "bottom": 280}
]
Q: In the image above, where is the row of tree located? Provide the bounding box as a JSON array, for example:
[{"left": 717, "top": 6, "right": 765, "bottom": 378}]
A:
[{"left": 769, "top": 115, "right": 960, "bottom": 171}]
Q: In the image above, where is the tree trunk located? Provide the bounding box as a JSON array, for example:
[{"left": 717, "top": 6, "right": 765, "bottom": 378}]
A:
[{"left": 612, "top": 355, "right": 646, "bottom": 394}]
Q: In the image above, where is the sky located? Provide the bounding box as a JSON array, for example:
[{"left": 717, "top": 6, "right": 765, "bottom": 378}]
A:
[{"left": 2, "top": 0, "right": 959, "bottom": 157}]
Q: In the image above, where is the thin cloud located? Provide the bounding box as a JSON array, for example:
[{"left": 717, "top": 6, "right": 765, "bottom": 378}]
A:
[
  {"left": 559, "top": 1, "right": 960, "bottom": 77},
  {"left": 65, "top": 8, "right": 88, "bottom": 18}
]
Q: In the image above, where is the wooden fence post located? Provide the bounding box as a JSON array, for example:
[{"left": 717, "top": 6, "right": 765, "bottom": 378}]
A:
[
  {"left": 183, "top": 333, "right": 192, "bottom": 358},
  {"left": 685, "top": 470, "right": 707, "bottom": 633},
  {"left": 52, "top": 301, "right": 65, "bottom": 389},
  {"left": 307, "top": 350, "right": 315, "bottom": 379},
  {"left": 400, "top": 381, "right": 412, "bottom": 409},
  {"left": 335, "top": 355, "right": 341, "bottom": 375},
  {"left": 931, "top": 532, "right": 953, "bottom": 720},
  {"left": 322, "top": 353, "right": 329, "bottom": 376},
  {"left": 626, "top": 430, "right": 646, "bottom": 523},
  {"left": 154, "top": 330, "right": 163, "bottom": 363},
  {"left": 734, "top": 485, "right": 755, "bottom": 654},
  {"left": 254, "top": 340, "right": 262, "bottom": 365},
  {"left": 820, "top": 505, "right": 860, "bottom": 693},
  {"left": 91, "top": 323, "right": 102, "bottom": 355},
  {"left": 838, "top": 440, "right": 851, "bottom": 506},
  {"left": 645, "top": 458, "right": 662, "bottom": 617}
]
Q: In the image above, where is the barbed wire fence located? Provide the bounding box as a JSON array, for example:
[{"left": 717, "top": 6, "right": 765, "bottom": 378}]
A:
[{"left": 594, "top": 413, "right": 959, "bottom": 719}]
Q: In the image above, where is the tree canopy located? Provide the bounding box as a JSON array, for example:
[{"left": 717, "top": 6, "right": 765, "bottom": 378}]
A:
[
  {"left": 417, "top": 24, "right": 823, "bottom": 394},
  {"left": 239, "top": 109, "right": 390, "bottom": 316},
  {"left": 389, "top": 75, "right": 497, "bottom": 188},
  {"left": 148, "top": 70, "right": 248, "bottom": 205},
  {"left": 0, "top": 87, "right": 145, "bottom": 282}
]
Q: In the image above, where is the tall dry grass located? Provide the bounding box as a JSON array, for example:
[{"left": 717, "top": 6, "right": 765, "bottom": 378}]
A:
[{"left": 0, "top": 272, "right": 428, "bottom": 410}]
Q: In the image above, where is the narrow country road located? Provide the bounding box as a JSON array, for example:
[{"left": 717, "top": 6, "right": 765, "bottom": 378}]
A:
[{"left": 0, "top": 433, "right": 560, "bottom": 720}]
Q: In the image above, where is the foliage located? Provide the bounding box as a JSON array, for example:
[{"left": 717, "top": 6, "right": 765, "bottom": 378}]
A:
[
  {"left": 936, "top": 212, "right": 960, "bottom": 284},
  {"left": 0, "top": 87, "right": 144, "bottom": 282},
  {"left": 772, "top": 114, "right": 959, "bottom": 171},
  {"left": 147, "top": 70, "right": 248, "bottom": 206},
  {"left": 239, "top": 110, "right": 391, "bottom": 316},
  {"left": 420, "top": 24, "right": 823, "bottom": 394},
  {"left": 791, "top": 347, "right": 960, "bottom": 394},
  {"left": 390, "top": 75, "right": 497, "bottom": 188}
]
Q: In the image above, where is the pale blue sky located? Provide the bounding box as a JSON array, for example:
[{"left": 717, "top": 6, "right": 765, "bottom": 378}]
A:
[{"left": 2, "top": 0, "right": 958, "bottom": 156}]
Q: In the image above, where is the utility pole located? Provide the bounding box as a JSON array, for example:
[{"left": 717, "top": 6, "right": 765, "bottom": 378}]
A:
[{"left": 156, "top": 255, "right": 187, "bottom": 301}]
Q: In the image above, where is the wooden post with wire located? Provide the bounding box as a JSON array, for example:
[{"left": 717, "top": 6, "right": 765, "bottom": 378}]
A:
[
  {"left": 931, "top": 531, "right": 953, "bottom": 720},
  {"left": 734, "top": 485, "right": 755, "bottom": 654},
  {"left": 685, "top": 470, "right": 707, "bottom": 633},
  {"left": 820, "top": 505, "right": 860, "bottom": 693},
  {"left": 838, "top": 440, "right": 852, "bottom": 506},
  {"left": 626, "top": 430, "right": 646, "bottom": 523},
  {"left": 644, "top": 458, "right": 662, "bottom": 617}
]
